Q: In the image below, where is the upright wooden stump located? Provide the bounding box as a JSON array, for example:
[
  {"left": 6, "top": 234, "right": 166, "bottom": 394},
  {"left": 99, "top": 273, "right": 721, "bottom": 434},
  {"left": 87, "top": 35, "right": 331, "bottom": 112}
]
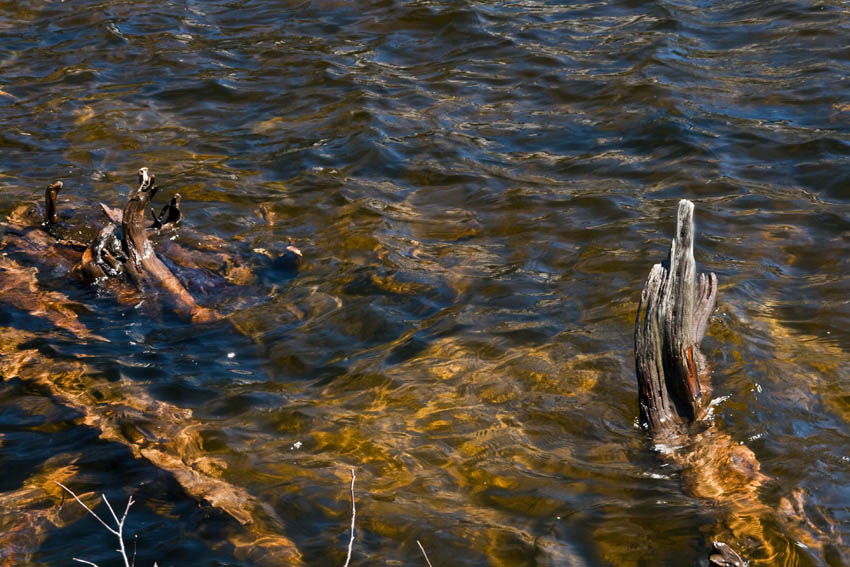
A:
[
  {"left": 635, "top": 199, "right": 717, "bottom": 438},
  {"left": 634, "top": 201, "right": 752, "bottom": 567}
]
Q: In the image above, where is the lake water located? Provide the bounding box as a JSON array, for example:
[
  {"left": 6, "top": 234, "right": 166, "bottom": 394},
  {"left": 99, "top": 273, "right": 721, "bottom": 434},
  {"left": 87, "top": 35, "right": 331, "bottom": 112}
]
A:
[{"left": 0, "top": 1, "right": 848, "bottom": 566}]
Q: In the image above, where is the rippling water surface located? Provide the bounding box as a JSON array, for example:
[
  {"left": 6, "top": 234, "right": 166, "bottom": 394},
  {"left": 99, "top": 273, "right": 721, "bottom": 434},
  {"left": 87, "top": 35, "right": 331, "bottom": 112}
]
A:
[{"left": 1, "top": 1, "right": 849, "bottom": 566}]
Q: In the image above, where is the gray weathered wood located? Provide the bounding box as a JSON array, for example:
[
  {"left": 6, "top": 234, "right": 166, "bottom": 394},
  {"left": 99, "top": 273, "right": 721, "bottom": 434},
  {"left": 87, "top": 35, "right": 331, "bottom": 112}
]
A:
[{"left": 634, "top": 199, "right": 717, "bottom": 437}]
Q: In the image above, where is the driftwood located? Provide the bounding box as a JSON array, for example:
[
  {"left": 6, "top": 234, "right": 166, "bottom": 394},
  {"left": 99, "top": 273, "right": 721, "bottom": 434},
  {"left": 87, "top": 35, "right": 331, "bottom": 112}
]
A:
[
  {"left": 633, "top": 200, "right": 841, "bottom": 565},
  {"left": 276, "top": 239, "right": 303, "bottom": 272},
  {"left": 150, "top": 193, "right": 182, "bottom": 229},
  {"left": 6, "top": 170, "right": 288, "bottom": 326},
  {"left": 119, "top": 168, "right": 218, "bottom": 323},
  {"left": 43, "top": 181, "right": 63, "bottom": 226},
  {"left": 2, "top": 172, "right": 224, "bottom": 334},
  {"left": 635, "top": 200, "right": 749, "bottom": 566},
  {"left": 0, "top": 171, "right": 304, "bottom": 562},
  {"left": 634, "top": 199, "right": 717, "bottom": 436}
]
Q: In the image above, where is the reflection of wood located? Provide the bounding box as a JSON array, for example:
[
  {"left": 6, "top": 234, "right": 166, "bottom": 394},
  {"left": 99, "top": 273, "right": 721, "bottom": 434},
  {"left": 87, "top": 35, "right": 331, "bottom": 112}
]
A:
[{"left": 0, "top": 327, "right": 302, "bottom": 565}]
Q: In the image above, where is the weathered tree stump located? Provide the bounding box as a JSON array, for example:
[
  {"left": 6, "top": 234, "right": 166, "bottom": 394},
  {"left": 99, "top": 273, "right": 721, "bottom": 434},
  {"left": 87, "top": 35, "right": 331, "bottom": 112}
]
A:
[
  {"left": 634, "top": 199, "right": 717, "bottom": 438},
  {"left": 150, "top": 192, "right": 182, "bottom": 229},
  {"left": 635, "top": 200, "right": 749, "bottom": 567}
]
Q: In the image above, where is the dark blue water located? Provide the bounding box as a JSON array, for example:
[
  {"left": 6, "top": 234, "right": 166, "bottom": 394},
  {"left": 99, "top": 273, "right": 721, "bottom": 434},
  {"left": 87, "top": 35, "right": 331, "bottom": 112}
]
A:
[{"left": 1, "top": 1, "right": 848, "bottom": 566}]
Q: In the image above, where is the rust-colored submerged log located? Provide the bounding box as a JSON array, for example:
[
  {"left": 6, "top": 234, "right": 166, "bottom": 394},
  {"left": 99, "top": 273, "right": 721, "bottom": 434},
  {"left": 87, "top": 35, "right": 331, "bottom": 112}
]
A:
[
  {"left": 0, "top": 327, "right": 303, "bottom": 565},
  {"left": 635, "top": 199, "right": 717, "bottom": 437},
  {"left": 0, "top": 182, "right": 103, "bottom": 341},
  {"left": 0, "top": 455, "right": 93, "bottom": 567}
]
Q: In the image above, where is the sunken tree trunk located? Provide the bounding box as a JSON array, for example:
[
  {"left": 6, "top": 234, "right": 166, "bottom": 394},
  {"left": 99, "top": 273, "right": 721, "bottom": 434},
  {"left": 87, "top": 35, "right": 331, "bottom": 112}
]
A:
[
  {"left": 634, "top": 199, "right": 717, "bottom": 437},
  {"left": 121, "top": 168, "right": 218, "bottom": 323}
]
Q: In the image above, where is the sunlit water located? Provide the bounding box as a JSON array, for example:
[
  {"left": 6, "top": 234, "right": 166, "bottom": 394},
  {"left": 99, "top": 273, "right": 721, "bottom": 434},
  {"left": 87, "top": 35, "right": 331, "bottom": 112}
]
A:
[{"left": 0, "top": 1, "right": 848, "bottom": 566}]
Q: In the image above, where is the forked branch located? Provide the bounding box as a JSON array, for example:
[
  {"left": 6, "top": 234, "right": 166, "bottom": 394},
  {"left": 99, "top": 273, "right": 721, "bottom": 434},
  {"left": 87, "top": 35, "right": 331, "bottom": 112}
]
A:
[{"left": 54, "top": 481, "right": 136, "bottom": 567}]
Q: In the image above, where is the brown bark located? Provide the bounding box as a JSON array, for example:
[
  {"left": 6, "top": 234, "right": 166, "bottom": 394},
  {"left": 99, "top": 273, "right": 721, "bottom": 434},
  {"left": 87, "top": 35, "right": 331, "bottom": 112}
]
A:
[{"left": 43, "top": 181, "right": 63, "bottom": 225}]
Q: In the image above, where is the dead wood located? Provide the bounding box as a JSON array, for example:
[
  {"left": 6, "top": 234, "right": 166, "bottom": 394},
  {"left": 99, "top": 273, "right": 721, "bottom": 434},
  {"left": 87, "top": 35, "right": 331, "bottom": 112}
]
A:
[
  {"left": 120, "top": 168, "right": 219, "bottom": 323},
  {"left": 0, "top": 194, "right": 103, "bottom": 341},
  {"left": 634, "top": 200, "right": 750, "bottom": 565},
  {"left": 74, "top": 223, "right": 128, "bottom": 282},
  {"left": 634, "top": 199, "right": 717, "bottom": 437},
  {"left": 99, "top": 194, "right": 247, "bottom": 289},
  {"left": 0, "top": 327, "right": 303, "bottom": 565},
  {"left": 343, "top": 469, "right": 356, "bottom": 567},
  {"left": 150, "top": 193, "right": 182, "bottom": 229},
  {"left": 632, "top": 202, "right": 838, "bottom": 564},
  {"left": 44, "top": 181, "right": 63, "bottom": 225},
  {"left": 276, "top": 239, "right": 303, "bottom": 272}
]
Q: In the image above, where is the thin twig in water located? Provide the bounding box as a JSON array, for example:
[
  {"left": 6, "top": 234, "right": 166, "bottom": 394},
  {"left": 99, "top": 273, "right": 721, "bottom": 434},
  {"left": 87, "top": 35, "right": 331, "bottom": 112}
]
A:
[
  {"left": 417, "top": 540, "right": 433, "bottom": 567},
  {"left": 55, "top": 481, "right": 134, "bottom": 567},
  {"left": 343, "top": 468, "right": 356, "bottom": 567}
]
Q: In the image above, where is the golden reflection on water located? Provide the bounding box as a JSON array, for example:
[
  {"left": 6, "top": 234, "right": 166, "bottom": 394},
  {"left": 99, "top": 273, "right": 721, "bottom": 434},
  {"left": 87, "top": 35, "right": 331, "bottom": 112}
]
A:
[
  {"left": 2, "top": 179, "right": 848, "bottom": 566},
  {"left": 0, "top": 455, "right": 93, "bottom": 566}
]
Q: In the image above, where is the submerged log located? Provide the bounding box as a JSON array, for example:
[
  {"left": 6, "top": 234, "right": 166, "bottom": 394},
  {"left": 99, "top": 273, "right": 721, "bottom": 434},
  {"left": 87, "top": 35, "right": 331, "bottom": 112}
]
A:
[
  {"left": 1, "top": 173, "right": 304, "bottom": 562},
  {"left": 0, "top": 327, "right": 303, "bottom": 565},
  {"left": 0, "top": 455, "right": 93, "bottom": 567},
  {"left": 634, "top": 199, "right": 717, "bottom": 437},
  {"left": 120, "top": 168, "right": 219, "bottom": 323},
  {"left": 0, "top": 183, "right": 104, "bottom": 341}
]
